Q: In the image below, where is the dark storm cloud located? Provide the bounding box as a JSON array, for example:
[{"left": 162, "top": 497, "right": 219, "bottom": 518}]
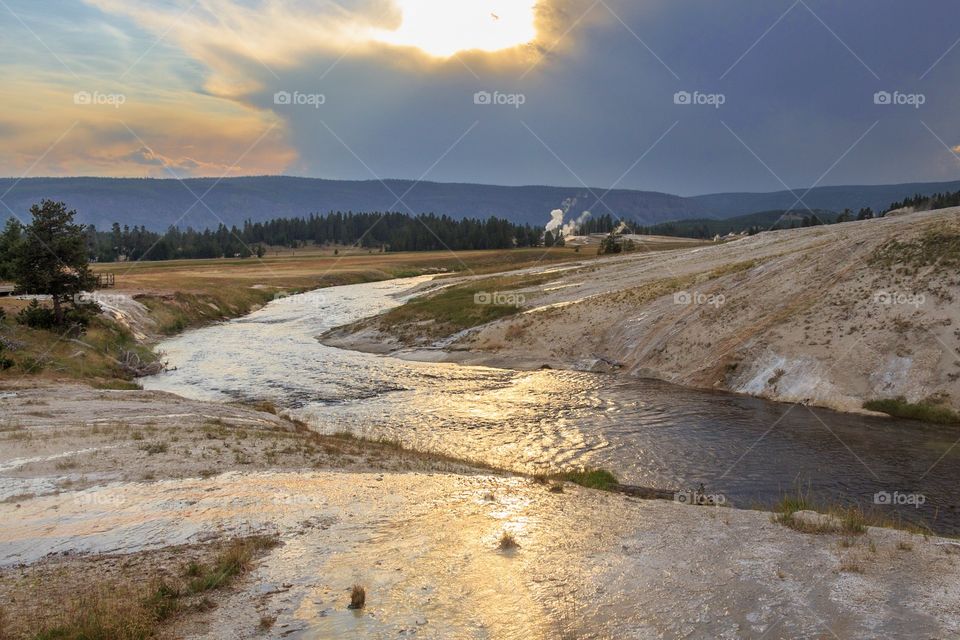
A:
[{"left": 3, "top": 0, "right": 959, "bottom": 192}]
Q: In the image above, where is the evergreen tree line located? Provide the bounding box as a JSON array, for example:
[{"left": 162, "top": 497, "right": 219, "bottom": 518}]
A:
[
  {"left": 887, "top": 189, "right": 960, "bottom": 213},
  {"left": 60, "top": 211, "right": 548, "bottom": 262},
  {"left": 632, "top": 207, "right": 879, "bottom": 240},
  {"left": 575, "top": 214, "right": 631, "bottom": 235}
]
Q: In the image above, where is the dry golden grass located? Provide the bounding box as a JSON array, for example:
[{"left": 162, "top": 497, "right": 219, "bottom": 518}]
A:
[
  {"left": 0, "top": 536, "right": 278, "bottom": 640},
  {"left": 89, "top": 247, "right": 587, "bottom": 296}
]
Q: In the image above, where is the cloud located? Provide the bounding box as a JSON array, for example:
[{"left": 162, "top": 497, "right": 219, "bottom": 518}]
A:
[
  {"left": 2, "top": 0, "right": 607, "bottom": 182},
  {"left": 80, "top": 0, "right": 597, "bottom": 98},
  {"left": 118, "top": 146, "right": 237, "bottom": 177},
  {"left": 7, "top": 0, "right": 960, "bottom": 194},
  {"left": 0, "top": 79, "right": 293, "bottom": 178}
]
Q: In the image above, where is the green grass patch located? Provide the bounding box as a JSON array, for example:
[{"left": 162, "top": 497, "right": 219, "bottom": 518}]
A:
[
  {"left": 870, "top": 228, "right": 960, "bottom": 270},
  {"left": 366, "top": 272, "right": 560, "bottom": 341},
  {"left": 864, "top": 397, "right": 960, "bottom": 425},
  {"left": 551, "top": 468, "right": 618, "bottom": 491}
]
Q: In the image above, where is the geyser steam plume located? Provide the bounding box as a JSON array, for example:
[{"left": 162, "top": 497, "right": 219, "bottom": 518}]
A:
[{"left": 545, "top": 209, "right": 564, "bottom": 233}]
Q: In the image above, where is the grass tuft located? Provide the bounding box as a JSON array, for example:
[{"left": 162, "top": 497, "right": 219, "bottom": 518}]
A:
[
  {"left": 257, "top": 615, "right": 277, "bottom": 631},
  {"left": 186, "top": 537, "right": 278, "bottom": 594},
  {"left": 838, "top": 558, "right": 865, "bottom": 574},
  {"left": 497, "top": 532, "right": 520, "bottom": 550},
  {"left": 772, "top": 488, "right": 867, "bottom": 535},
  {"left": 348, "top": 585, "right": 366, "bottom": 610}
]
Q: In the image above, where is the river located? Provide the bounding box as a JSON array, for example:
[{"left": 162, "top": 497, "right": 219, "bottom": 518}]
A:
[{"left": 143, "top": 277, "right": 960, "bottom": 533}]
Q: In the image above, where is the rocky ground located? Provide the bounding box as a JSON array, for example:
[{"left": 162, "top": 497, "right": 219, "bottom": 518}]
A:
[{"left": 325, "top": 207, "right": 960, "bottom": 415}]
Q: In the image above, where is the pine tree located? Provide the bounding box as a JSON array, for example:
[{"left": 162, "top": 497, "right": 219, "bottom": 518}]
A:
[{"left": 13, "top": 201, "right": 96, "bottom": 325}]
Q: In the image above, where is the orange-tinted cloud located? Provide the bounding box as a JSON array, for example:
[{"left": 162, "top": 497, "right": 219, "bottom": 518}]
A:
[
  {"left": 2, "top": 0, "right": 604, "bottom": 179},
  {"left": 0, "top": 79, "right": 294, "bottom": 178}
]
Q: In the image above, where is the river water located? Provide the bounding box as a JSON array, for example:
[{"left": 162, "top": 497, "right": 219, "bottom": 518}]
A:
[{"left": 143, "top": 277, "right": 960, "bottom": 533}]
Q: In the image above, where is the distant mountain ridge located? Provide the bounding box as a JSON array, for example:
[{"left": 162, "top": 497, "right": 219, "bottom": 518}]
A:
[
  {"left": 0, "top": 177, "right": 690, "bottom": 231},
  {"left": 689, "top": 180, "right": 960, "bottom": 218},
  {"left": 1, "top": 176, "right": 958, "bottom": 231}
]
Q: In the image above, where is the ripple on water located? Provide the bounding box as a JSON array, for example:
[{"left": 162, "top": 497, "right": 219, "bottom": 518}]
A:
[{"left": 143, "top": 278, "right": 960, "bottom": 534}]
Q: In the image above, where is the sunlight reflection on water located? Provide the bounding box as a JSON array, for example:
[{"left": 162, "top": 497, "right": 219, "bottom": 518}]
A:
[{"left": 144, "top": 278, "right": 960, "bottom": 533}]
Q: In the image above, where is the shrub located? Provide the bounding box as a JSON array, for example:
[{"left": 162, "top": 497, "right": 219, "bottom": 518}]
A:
[
  {"left": 64, "top": 302, "right": 98, "bottom": 327},
  {"left": 16, "top": 300, "right": 56, "bottom": 329},
  {"left": 17, "top": 355, "right": 44, "bottom": 373},
  {"left": 138, "top": 442, "right": 169, "bottom": 455},
  {"left": 15, "top": 300, "right": 96, "bottom": 333},
  {"left": 0, "top": 342, "right": 12, "bottom": 371}
]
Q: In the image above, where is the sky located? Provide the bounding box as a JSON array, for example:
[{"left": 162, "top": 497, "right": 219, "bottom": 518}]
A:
[{"left": 1, "top": 0, "right": 959, "bottom": 196}]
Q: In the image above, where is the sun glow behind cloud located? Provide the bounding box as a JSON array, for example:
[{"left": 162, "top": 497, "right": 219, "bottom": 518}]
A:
[
  {"left": 373, "top": 1, "right": 538, "bottom": 57},
  {"left": 2, "top": 0, "right": 560, "bottom": 178}
]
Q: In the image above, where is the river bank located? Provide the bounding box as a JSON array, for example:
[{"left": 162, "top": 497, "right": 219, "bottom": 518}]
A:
[
  {"left": 323, "top": 207, "right": 960, "bottom": 418},
  {"left": 3, "top": 384, "right": 960, "bottom": 638},
  {"left": 0, "top": 247, "right": 587, "bottom": 389}
]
